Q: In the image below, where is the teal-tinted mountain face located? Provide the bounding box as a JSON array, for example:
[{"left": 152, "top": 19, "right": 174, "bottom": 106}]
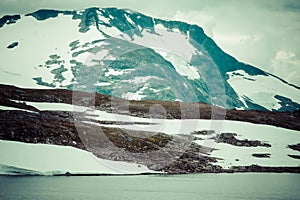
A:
[{"left": 0, "top": 8, "right": 299, "bottom": 111}]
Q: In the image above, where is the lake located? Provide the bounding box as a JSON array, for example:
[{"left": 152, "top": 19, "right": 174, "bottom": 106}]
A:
[{"left": 0, "top": 173, "right": 299, "bottom": 200}]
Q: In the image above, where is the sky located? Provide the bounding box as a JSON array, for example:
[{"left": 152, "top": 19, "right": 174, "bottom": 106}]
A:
[{"left": 1, "top": 0, "right": 299, "bottom": 86}]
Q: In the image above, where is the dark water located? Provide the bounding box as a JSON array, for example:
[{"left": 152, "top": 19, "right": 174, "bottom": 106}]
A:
[{"left": 0, "top": 173, "right": 299, "bottom": 200}]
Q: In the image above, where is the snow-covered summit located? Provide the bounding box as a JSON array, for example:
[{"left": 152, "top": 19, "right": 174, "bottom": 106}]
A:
[{"left": 0, "top": 8, "right": 299, "bottom": 111}]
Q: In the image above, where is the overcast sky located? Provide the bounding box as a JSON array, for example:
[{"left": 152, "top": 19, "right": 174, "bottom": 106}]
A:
[{"left": 1, "top": 0, "right": 299, "bottom": 86}]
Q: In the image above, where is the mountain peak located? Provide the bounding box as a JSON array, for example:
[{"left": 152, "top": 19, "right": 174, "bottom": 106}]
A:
[{"left": 0, "top": 7, "right": 299, "bottom": 111}]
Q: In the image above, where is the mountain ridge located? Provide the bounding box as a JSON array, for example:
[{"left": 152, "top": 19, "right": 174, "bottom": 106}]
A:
[{"left": 0, "top": 7, "right": 299, "bottom": 111}]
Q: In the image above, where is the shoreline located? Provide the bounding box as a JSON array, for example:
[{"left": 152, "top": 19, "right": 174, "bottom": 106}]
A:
[{"left": 1, "top": 165, "right": 300, "bottom": 177}]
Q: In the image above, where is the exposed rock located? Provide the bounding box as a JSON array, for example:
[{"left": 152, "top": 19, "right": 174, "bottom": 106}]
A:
[
  {"left": 288, "top": 154, "right": 300, "bottom": 159},
  {"left": 160, "top": 143, "right": 223, "bottom": 174},
  {"left": 191, "top": 130, "right": 215, "bottom": 135},
  {"left": 216, "top": 133, "right": 271, "bottom": 147},
  {"left": 288, "top": 144, "right": 300, "bottom": 152},
  {"left": 103, "top": 130, "right": 173, "bottom": 153},
  {"left": 0, "top": 15, "right": 20, "bottom": 28},
  {"left": 7, "top": 42, "right": 19, "bottom": 49},
  {"left": 0, "top": 110, "right": 85, "bottom": 150},
  {"left": 229, "top": 165, "right": 300, "bottom": 173},
  {"left": 25, "top": 10, "right": 74, "bottom": 21}
]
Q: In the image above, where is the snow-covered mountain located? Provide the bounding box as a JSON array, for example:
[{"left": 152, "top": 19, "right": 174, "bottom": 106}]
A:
[{"left": 0, "top": 7, "right": 299, "bottom": 111}]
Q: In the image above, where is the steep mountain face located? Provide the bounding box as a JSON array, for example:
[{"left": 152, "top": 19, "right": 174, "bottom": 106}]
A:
[{"left": 0, "top": 7, "right": 299, "bottom": 111}]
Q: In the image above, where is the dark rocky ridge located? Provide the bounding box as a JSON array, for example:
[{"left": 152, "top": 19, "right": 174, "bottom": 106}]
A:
[
  {"left": 216, "top": 133, "right": 271, "bottom": 147},
  {"left": 287, "top": 155, "right": 300, "bottom": 160},
  {"left": 1, "top": 84, "right": 300, "bottom": 131},
  {"left": 25, "top": 9, "right": 75, "bottom": 21},
  {"left": 288, "top": 143, "right": 300, "bottom": 152},
  {"left": 0, "top": 15, "right": 20, "bottom": 28}
]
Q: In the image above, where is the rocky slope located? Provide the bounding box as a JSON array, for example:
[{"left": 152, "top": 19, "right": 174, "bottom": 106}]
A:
[
  {"left": 1, "top": 84, "right": 300, "bottom": 174},
  {"left": 1, "top": 84, "right": 299, "bottom": 130}
]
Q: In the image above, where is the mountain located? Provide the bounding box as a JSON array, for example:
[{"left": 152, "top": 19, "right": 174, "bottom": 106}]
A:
[
  {"left": 0, "top": 7, "right": 299, "bottom": 111},
  {"left": 1, "top": 7, "right": 300, "bottom": 175}
]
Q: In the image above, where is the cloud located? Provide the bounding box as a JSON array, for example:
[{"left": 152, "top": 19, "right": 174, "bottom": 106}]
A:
[
  {"left": 271, "top": 50, "right": 300, "bottom": 86},
  {"left": 172, "top": 11, "right": 216, "bottom": 37}
]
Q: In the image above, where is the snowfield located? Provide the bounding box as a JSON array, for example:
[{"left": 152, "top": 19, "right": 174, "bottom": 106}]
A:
[
  {"left": 99, "top": 117, "right": 300, "bottom": 168},
  {"left": 0, "top": 139, "right": 156, "bottom": 175},
  {"left": 227, "top": 70, "right": 300, "bottom": 110},
  {"left": 1, "top": 101, "right": 299, "bottom": 172},
  {"left": 0, "top": 13, "right": 107, "bottom": 89}
]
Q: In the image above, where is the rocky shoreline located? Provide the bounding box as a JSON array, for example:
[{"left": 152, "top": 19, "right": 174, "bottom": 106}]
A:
[{"left": 53, "top": 165, "right": 300, "bottom": 176}]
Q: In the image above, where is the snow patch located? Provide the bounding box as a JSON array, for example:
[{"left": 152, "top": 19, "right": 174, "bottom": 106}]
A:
[
  {"left": 94, "top": 82, "right": 112, "bottom": 86},
  {"left": 124, "top": 14, "right": 135, "bottom": 26},
  {"left": 227, "top": 70, "right": 300, "bottom": 110},
  {"left": 155, "top": 50, "right": 200, "bottom": 80},
  {"left": 0, "top": 140, "right": 155, "bottom": 175},
  {"left": 105, "top": 68, "right": 124, "bottom": 76},
  {"left": 131, "top": 23, "right": 197, "bottom": 61},
  {"left": 23, "top": 102, "right": 89, "bottom": 112},
  {"left": 0, "top": 105, "right": 37, "bottom": 113},
  {"left": 97, "top": 11, "right": 111, "bottom": 24},
  {"left": 121, "top": 76, "right": 159, "bottom": 84},
  {"left": 121, "top": 84, "right": 150, "bottom": 100}
]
